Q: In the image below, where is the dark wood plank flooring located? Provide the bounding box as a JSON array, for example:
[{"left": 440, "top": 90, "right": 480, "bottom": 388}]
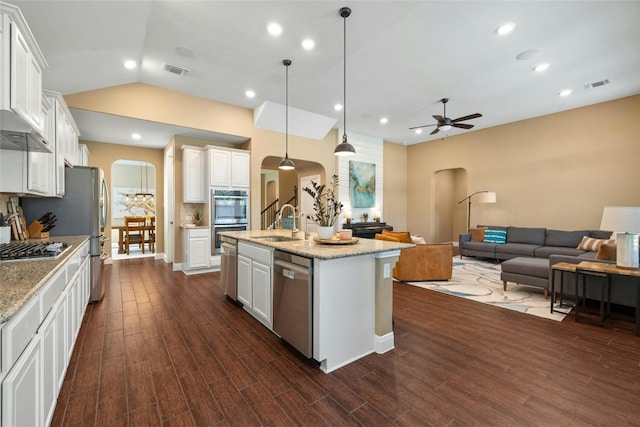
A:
[{"left": 51, "top": 257, "right": 640, "bottom": 426}]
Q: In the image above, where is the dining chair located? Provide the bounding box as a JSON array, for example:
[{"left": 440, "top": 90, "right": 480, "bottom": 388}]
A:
[
  {"left": 146, "top": 216, "right": 156, "bottom": 252},
  {"left": 124, "top": 216, "right": 146, "bottom": 255}
]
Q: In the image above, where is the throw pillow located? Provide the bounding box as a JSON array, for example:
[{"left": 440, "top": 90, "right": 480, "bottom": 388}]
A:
[
  {"left": 470, "top": 227, "right": 487, "bottom": 242},
  {"left": 375, "top": 233, "right": 399, "bottom": 242},
  {"left": 381, "top": 230, "right": 413, "bottom": 244},
  {"left": 483, "top": 229, "right": 507, "bottom": 244},
  {"left": 595, "top": 242, "right": 617, "bottom": 261},
  {"left": 577, "top": 236, "right": 614, "bottom": 252},
  {"left": 411, "top": 235, "right": 427, "bottom": 244}
]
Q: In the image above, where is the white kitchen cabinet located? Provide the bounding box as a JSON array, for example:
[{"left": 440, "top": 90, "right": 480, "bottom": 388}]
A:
[
  {"left": 208, "top": 146, "right": 250, "bottom": 188},
  {"left": 237, "top": 241, "right": 273, "bottom": 328},
  {"left": 0, "top": 10, "right": 46, "bottom": 133},
  {"left": 1, "top": 239, "right": 90, "bottom": 427},
  {"left": 182, "top": 145, "right": 206, "bottom": 202},
  {"left": 78, "top": 144, "right": 89, "bottom": 166},
  {"left": 1, "top": 334, "right": 42, "bottom": 427},
  {"left": 183, "top": 227, "right": 211, "bottom": 272}
]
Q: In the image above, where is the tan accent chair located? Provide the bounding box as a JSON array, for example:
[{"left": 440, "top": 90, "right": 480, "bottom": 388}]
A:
[{"left": 375, "top": 232, "right": 453, "bottom": 281}]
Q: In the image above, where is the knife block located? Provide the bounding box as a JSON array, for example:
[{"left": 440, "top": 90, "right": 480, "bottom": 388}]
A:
[{"left": 27, "top": 221, "right": 49, "bottom": 239}]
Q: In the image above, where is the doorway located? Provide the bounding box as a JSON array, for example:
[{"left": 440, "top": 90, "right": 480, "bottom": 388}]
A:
[
  {"left": 110, "top": 160, "right": 157, "bottom": 259},
  {"left": 433, "top": 168, "right": 467, "bottom": 242}
]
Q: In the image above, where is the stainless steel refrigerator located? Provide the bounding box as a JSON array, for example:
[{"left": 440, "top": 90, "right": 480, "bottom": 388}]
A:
[{"left": 22, "top": 166, "right": 110, "bottom": 302}]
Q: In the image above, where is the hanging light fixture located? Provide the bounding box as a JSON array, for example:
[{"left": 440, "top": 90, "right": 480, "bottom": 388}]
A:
[
  {"left": 134, "top": 161, "right": 154, "bottom": 201},
  {"left": 278, "top": 59, "right": 295, "bottom": 170},
  {"left": 334, "top": 6, "right": 355, "bottom": 156}
]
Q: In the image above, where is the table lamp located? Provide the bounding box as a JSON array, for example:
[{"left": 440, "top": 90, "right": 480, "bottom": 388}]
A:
[{"left": 600, "top": 206, "right": 640, "bottom": 268}]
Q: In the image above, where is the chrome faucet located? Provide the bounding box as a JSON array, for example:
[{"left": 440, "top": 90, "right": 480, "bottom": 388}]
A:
[{"left": 278, "top": 204, "right": 298, "bottom": 238}]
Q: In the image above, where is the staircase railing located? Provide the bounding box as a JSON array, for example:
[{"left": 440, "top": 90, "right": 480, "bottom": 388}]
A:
[{"left": 261, "top": 198, "right": 279, "bottom": 230}]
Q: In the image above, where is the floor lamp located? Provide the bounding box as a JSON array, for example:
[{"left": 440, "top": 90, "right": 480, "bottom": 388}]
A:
[{"left": 458, "top": 191, "right": 497, "bottom": 231}]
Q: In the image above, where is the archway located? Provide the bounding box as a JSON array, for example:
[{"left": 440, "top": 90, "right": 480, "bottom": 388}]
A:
[{"left": 110, "top": 160, "right": 157, "bottom": 259}]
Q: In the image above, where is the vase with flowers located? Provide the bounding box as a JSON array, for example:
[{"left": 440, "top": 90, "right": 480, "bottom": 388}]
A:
[{"left": 303, "top": 174, "right": 343, "bottom": 240}]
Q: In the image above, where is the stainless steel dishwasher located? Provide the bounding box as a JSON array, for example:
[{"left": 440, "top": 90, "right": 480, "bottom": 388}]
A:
[
  {"left": 220, "top": 236, "right": 238, "bottom": 303},
  {"left": 273, "top": 250, "right": 313, "bottom": 358}
]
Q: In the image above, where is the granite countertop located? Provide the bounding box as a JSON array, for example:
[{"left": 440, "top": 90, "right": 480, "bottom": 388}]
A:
[
  {"left": 220, "top": 229, "right": 414, "bottom": 260},
  {"left": 0, "top": 235, "right": 90, "bottom": 324}
]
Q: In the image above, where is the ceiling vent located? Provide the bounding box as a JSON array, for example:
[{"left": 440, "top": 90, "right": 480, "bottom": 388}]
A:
[
  {"left": 583, "top": 79, "right": 609, "bottom": 89},
  {"left": 162, "top": 63, "right": 189, "bottom": 76}
]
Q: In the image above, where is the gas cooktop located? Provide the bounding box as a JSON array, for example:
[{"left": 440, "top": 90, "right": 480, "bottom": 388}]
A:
[{"left": 0, "top": 241, "right": 70, "bottom": 262}]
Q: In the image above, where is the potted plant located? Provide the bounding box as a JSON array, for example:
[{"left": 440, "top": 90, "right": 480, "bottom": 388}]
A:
[
  {"left": 303, "top": 174, "right": 343, "bottom": 240},
  {"left": 361, "top": 212, "right": 369, "bottom": 222},
  {"left": 193, "top": 210, "right": 202, "bottom": 226}
]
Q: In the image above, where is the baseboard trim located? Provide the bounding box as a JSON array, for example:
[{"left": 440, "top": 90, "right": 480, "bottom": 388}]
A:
[{"left": 374, "top": 332, "right": 394, "bottom": 354}]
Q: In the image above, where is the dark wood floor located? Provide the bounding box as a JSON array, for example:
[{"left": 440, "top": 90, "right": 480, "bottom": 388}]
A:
[{"left": 51, "top": 257, "right": 640, "bottom": 426}]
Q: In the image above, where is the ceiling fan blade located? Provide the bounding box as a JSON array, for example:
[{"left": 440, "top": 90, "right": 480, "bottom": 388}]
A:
[
  {"left": 452, "top": 113, "right": 482, "bottom": 123},
  {"left": 430, "top": 127, "right": 440, "bottom": 135},
  {"left": 432, "top": 115, "right": 445, "bottom": 122},
  {"left": 409, "top": 123, "right": 437, "bottom": 130},
  {"left": 452, "top": 123, "right": 474, "bottom": 129}
]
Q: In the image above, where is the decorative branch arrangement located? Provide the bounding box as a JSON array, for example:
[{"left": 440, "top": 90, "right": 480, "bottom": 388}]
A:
[{"left": 303, "top": 174, "right": 343, "bottom": 227}]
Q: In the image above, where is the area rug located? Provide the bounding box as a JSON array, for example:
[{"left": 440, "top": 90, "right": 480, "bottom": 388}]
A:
[{"left": 404, "top": 258, "right": 572, "bottom": 321}]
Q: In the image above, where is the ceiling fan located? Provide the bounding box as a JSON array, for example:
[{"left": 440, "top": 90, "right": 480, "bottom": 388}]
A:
[{"left": 409, "top": 98, "right": 482, "bottom": 135}]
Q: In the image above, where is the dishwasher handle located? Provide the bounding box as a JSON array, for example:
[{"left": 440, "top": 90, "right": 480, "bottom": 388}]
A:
[{"left": 274, "top": 259, "right": 312, "bottom": 280}]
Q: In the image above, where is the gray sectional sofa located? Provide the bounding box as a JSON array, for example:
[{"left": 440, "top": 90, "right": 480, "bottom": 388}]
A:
[
  {"left": 459, "top": 226, "right": 611, "bottom": 261},
  {"left": 459, "top": 226, "right": 637, "bottom": 308}
]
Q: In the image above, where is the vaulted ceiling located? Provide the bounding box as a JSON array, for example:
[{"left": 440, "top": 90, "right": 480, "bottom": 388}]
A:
[{"left": 12, "top": 1, "right": 640, "bottom": 148}]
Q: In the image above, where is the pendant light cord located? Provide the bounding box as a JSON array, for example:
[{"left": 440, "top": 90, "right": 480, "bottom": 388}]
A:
[
  {"left": 286, "top": 62, "right": 289, "bottom": 157},
  {"left": 342, "top": 12, "right": 347, "bottom": 141}
]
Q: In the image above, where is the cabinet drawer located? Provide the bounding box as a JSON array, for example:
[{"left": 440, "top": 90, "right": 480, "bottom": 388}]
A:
[
  {"left": 188, "top": 227, "right": 209, "bottom": 238},
  {"left": 66, "top": 250, "right": 81, "bottom": 278},
  {"left": 40, "top": 268, "right": 66, "bottom": 319},
  {"left": 2, "top": 295, "right": 41, "bottom": 371},
  {"left": 239, "top": 241, "right": 272, "bottom": 265}
]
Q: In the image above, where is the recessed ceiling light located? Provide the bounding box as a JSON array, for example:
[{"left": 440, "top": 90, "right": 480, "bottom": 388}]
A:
[
  {"left": 124, "top": 60, "right": 137, "bottom": 69},
  {"left": 267, "top": 22, "right": 282, "bottom": 36},
  {"left": 379, "top": 117, "right": 388, "bottom": 124},
  {"left": 559, "top": 89, "right": 572, "bottom": 97},
  {"left": 516, "top": 48, "right": 543, "bottom": 61},
  {"left": 533, "top": 63, "right": 550, "bottom": 72},
  {"left": 334, "top": 104, "right": 343, "bottom": 111},
  {"left": 414, "top": 129, "right": 423, "bottom": 135},
  {"left": 301, "top": 38, "right": 315, "bottom": 50},
  {"left": 131, "top": 133, "right": 141, "bottom": 140},
  {"left": 245, "top": 90, "right": 256, "bottom": 98},
  {"left": 496, "top": 22, "right": 515, "bottom": 35}
]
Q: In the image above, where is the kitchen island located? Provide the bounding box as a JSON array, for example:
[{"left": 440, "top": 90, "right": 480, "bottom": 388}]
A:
[{"left": 220, "top": 229, "right": 414, "bottom": 373}]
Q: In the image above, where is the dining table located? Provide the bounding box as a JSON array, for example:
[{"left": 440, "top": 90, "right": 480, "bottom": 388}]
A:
[{"left": 112, "top": 223, "right": 155, "bottom": 254}]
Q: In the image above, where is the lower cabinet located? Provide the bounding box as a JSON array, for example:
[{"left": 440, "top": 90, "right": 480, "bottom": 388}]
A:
[
  {"left": 237, "top": 242, "right": 273, "bottom": 329},
  {"left": 183, "top": 227, "right": 211, "bottom": 272},
  {"left": 1, "top": 241, "right": 90, "bottom": 427}
]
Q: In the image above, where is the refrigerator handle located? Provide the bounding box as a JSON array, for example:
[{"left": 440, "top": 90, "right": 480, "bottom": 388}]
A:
[{"left": 101, "top": 177, "right": 110, "bottom": 228}]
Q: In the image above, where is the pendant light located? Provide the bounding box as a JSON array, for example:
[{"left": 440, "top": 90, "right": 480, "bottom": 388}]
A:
[
  {"left": 278, "top": 59, "right": 295, "bottom": 170},
  {"left": 334, "top": 7, "right": 356, "bottom": 156}
]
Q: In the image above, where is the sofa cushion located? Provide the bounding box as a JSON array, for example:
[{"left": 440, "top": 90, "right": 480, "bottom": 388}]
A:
[
  {"left": 534, "top": 246, "right": 586, "bottom": 258},
  {"left": 495, "top": 243, "right": 540, "bottom": 257},
  {"left": 545, "top": 229, "right": 589, "bottom": 247},
  {"left": 501, "top": 257, "right": 549, "bottom": 279},
  {"left": 462, "top": 241, "right": 496, "bottom": 252},
  {"left": 577, "top": 236, "right": 614, "bottom": 252},
  {"left": 381, "top": 230, "right": 413, "bottom": 243},
  {"left": 484, "top": 229, "right": 507, "bottom": 244},
  {"left": 590, "top": 230, "right": 613, "bottom": 239},
  {"left": 507, "top": 226, "right": 546, "bottom": 245},
  {"left": 470, "top": 227, "right": 487, "bottom": 242},
  {"left": 596, "top": 242, "right": 617, "bottom": 261}
]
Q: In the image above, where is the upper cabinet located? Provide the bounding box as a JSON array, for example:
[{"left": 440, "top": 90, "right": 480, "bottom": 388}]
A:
[
  {"left": 182, "top": 145, "right": 206, "bottom": 203},
  {"left": 0, "top": 4, "right": 48, "bottom": 136},
  {"left": 208, "top": 146, "right": 249, "bottom": 188}
]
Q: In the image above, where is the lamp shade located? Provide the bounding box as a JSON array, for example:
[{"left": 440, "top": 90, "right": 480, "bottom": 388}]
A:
[
  {"left": 477, "top": 191, "right": 497, "bottom": 204},
  {"left": 439, "top": 124, "right": 452, "bottom": 132},
  {"left": 600, "top": 206, "right": 640, "bottom": 233}
]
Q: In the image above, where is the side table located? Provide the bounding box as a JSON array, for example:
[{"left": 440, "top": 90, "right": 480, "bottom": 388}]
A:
[
  {"left": 574, "top": 261, "right": 640, "bottom": 335},
  {"left": 550, "top": 262, "right": 577, "bottom": 314}
]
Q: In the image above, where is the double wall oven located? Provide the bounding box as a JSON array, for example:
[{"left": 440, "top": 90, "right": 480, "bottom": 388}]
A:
[{"left": 211, "top": 189, "right": 248, "bottom": 254}]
